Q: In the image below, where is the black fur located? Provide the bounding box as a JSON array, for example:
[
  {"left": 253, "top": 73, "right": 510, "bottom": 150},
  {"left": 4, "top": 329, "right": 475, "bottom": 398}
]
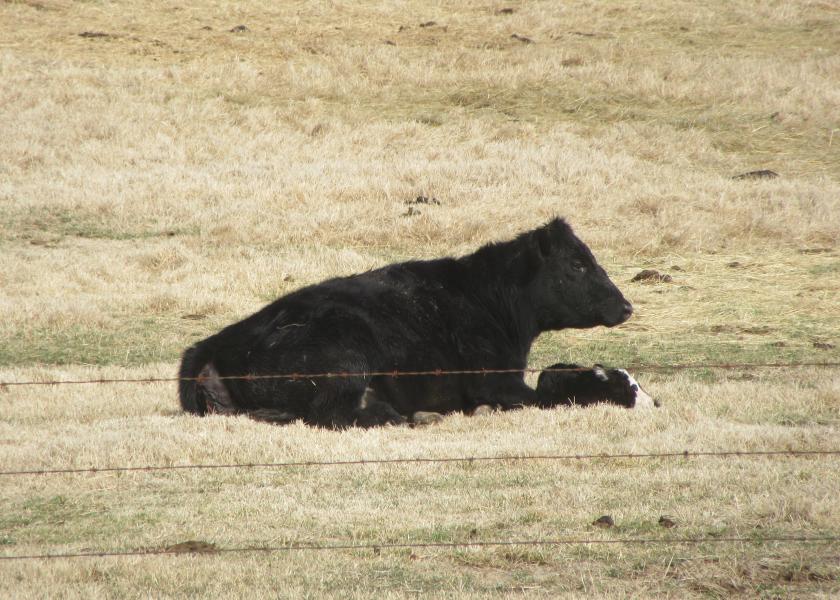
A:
[
  {"left": 179, "top": 219, "right": 632, "bottom": 427},
  {"left": 537, "top": 363, "right": 641, "bottom": 408}
]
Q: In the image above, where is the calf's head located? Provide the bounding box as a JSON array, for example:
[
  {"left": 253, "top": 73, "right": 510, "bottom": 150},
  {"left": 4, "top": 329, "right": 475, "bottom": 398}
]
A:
[
  {"left": 537, "top": 363, "right": 657, "bottom": 409},
  {"left": 526, "top": 219, "right": 632, "bottom": 330}
]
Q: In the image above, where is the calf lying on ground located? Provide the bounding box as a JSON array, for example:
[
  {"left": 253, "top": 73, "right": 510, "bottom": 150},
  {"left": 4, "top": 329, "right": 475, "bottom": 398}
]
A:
[
  {"left": 179, "top": 218, "right": 633, "bottom": 428},
  {"left": 536, "top": 363, "right": 658, "bottom": 409}
]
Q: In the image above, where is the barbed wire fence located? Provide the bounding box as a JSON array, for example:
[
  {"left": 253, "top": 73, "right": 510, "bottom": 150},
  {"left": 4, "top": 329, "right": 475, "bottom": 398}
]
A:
[
  {"left": 3, "top": 535, "right": 839, "bottom": 562},
  {"left": 2, "top": 360, "right": 839, "bottom": 387},
  {"left": 2, "top": 360, "right": 840, "bottom": 562},
  {"left": 2, "top": 449, "right": 839, "bottom": 478}
]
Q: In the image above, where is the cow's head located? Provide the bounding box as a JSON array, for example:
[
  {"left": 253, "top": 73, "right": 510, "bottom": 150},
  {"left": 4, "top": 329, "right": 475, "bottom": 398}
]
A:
[
  {"left": 525, "top": 219, "right": 632, "bottom": 331},
  {"left": 537, "top": 363, "right": 658, "bottom": 409}
]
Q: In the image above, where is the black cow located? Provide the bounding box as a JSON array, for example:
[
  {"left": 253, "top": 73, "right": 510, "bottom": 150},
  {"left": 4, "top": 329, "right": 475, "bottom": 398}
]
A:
[
  {"left": 536, "top": 363, "right": 657, "bottom": 409},
  {"left": 178, "top": 219, "right": 633, "bottom": 428}
]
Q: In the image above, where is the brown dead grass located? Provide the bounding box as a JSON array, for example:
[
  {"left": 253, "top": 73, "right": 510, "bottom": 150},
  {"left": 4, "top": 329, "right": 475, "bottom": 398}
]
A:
[{"left": 1, "top": 0, "right": 839, "bottom": 597}]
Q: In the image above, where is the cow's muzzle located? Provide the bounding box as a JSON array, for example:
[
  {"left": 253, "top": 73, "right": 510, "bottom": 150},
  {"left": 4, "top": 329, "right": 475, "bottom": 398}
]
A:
[{"left": 604, "top": 301, "right": 633, "bottom": 327}]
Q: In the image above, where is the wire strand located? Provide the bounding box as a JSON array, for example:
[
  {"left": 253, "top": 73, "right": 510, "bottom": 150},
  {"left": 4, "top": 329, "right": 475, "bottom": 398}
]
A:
[
  {"left": 2, "top": 535, "right": 836, "bottom": 561},
  {"left": 2, "top": 361, "right": 839, "bottom": 387},
  {"left": 3, "top": 449, "right": 838, "bottom": 477}
]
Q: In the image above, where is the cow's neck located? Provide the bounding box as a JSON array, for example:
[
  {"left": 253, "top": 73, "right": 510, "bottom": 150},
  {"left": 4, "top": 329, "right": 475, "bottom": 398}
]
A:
[
  {"left": 508, "top": 289, "right": 541, "bottom": 361},
  {"left": 472, "top": 281, "right": 541, "bottom": 363},
  {"left": 460, "top": 243, "right": 542, "bottom": 359}
]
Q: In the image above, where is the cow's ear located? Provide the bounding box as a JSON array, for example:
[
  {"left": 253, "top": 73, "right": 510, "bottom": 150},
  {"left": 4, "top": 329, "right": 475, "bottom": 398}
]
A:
[
  {"left": 535, "top": 226, "right": 552, "bottom": 258},
  {"left": 523, "top": 229, "right": 550, "bottom": 278},
  {"left": 593, "top": 365, "right": 609, "bottom": 381}
]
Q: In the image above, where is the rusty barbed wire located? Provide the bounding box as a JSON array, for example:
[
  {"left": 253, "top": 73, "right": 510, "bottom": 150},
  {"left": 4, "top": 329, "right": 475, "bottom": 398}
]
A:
[
  {"left": 2, "top": 361, "right": 839, "bottom": 387},
  {"left": 3, "top": 449, "right": 838, "bottom": 478},
  {"left": 1, "top": 534, "right": 837, "bottom": 562}
]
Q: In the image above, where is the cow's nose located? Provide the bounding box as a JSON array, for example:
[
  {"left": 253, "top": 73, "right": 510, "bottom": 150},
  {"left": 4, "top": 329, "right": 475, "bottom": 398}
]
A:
[{"left": 620, "top": 302, "right": 633, "bottom": 321}]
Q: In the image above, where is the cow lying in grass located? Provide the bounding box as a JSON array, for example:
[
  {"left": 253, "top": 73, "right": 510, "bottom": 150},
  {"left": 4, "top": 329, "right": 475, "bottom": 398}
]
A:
[
  {"left": 536, "top": 363, "right": 658, "bottom": 409},
  {"left": 179, "top": 218, "right": 634, "bottom": 428}
]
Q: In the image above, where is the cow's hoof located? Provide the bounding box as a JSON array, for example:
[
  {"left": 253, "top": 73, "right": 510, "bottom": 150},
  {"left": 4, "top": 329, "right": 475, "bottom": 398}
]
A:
[
  {"left": 472, "top": 405, "right": 496, "bottom": 417},
  {"left": 412, "top": 411, "right": 444, "bottom": 426}
]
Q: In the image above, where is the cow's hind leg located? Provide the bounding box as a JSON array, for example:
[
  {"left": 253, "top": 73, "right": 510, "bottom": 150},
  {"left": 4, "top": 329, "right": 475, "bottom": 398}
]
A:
[
  {"left": 350, "top": 386, "right": 408, "bottom": 428},
  {"left": 308, "top": 378, "right": 407, "bottom": 428}
]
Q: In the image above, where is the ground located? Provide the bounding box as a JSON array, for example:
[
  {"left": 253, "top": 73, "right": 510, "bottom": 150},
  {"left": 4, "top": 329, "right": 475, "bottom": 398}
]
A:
[{"left": 1, "top": 0, "right": 839, "bottom": 597}]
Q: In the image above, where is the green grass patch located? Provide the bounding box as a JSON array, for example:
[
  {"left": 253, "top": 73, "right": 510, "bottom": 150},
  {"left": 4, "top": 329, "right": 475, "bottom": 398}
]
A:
[
  {"left": 0, "top": 494, "right": 161, "bottom": 547},
  {"left": 808, "top": 261, "right": 840, "bottom": 276},
  {"left": 0, "top": 205, "right": 197, "bottom": 244},
  {"left": 530, "top": 330, "right": 839, "bottom": 374},
  {"left": 0, "top": 317, "right": 217, "bottom": 367}
]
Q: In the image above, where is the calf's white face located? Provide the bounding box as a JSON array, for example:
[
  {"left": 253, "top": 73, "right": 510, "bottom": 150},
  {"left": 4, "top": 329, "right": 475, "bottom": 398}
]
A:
[{"left": 616, "top": 369, "right": 656, "bottom": 409}]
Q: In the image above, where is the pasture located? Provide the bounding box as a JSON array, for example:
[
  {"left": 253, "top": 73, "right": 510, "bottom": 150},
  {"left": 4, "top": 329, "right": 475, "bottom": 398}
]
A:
[{"left": 1, "top": 0, "right": 839, "bottom": 596}]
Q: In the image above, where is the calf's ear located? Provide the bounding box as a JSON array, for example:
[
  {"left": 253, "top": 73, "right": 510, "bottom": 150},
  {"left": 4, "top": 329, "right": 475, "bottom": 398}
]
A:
[{"left": 593, "top": 365, "right": 609, "bottom": 381}]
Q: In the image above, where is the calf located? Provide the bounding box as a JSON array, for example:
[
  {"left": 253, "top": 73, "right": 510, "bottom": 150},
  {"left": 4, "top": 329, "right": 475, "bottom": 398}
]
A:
[
  {"left": 179, "top": 219, "right": 633, "bottom": 428},
  {"left": 536, "top": 363, "right": 657, "bottom": 409}
]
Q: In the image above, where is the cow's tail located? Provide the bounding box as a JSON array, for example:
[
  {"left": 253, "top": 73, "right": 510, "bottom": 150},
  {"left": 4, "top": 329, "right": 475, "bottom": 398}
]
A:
[
  {"left": 178, "top": 342, "right": 237, "bottom": 416},
  {"left": 178, "top": 340, "right": 297, "bottom": 423}
]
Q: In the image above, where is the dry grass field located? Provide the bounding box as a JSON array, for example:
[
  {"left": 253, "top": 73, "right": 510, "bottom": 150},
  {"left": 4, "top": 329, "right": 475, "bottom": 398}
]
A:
[{"left": 1, "top": 0, "right": 840, "bottom": 597}]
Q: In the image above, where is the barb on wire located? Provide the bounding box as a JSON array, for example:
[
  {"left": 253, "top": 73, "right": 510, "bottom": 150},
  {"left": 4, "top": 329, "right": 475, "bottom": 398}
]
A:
[
  {"left": 2, "top": 361, "right": 839, "bottom": 387},
  {"left": 1, "top": 534, "right": 837, "bottom": 562},
  {"left": 3, "top": 449, "right": 838, "bottom": 478}
]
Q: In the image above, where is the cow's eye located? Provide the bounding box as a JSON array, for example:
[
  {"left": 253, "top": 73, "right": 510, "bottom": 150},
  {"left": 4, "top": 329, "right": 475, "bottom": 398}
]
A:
[{"left": 572, "top": 260, "right": 586, "bottom": 273}]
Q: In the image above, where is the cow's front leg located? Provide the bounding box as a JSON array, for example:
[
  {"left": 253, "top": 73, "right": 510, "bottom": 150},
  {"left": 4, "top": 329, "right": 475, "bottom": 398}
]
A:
[
  {"left": 412, "top": 411, "right": 445, "bottom": 426},
  {"left": 479, "top": 376, "right": 539, "bottom": 411}
]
